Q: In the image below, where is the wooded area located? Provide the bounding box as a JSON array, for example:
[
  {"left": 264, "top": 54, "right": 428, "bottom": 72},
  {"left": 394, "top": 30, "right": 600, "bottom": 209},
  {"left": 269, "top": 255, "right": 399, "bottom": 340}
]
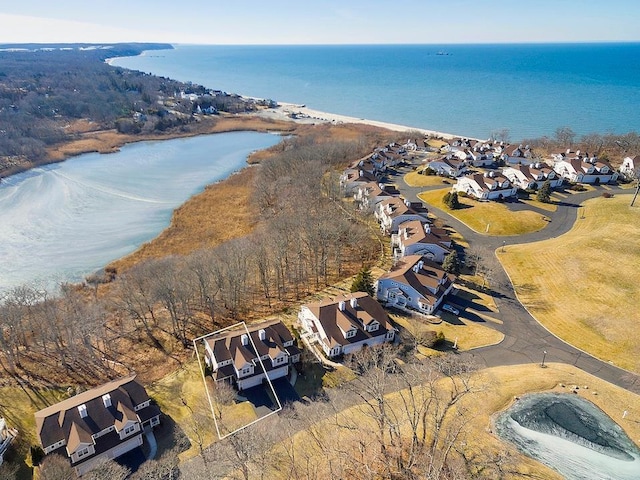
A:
[{"left": 0, "top": 43, "right": 272, "bottom": 177}]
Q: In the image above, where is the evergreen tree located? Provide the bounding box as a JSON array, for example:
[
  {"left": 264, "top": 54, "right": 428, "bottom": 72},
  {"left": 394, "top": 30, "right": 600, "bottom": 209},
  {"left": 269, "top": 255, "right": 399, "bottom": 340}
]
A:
[
  {"left": 443, "top": 191, "right": 461, "bottom": 209},
  {"left": 536, "top": 180, "right": 552, "bottom": 203},
  {"left": 351, "top": 267, "right": 375, "bottom": 296},
  {"left": 442, "top": 250, "right": 460, "bottom": 275}
]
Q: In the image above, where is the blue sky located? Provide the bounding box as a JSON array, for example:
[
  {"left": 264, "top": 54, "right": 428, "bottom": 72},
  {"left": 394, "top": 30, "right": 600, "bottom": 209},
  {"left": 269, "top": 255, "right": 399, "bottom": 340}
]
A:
[{"left": 1, "top": 0, "right": 639, "bottom": 44}]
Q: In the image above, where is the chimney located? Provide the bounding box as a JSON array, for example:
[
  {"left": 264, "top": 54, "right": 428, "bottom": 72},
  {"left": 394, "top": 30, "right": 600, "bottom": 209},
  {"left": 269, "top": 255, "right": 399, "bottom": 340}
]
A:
[
  {"left": 350, "top": 297, "right": 358, "bottom": 309},
  {"left": 102, "top": 394, "right": 112, "bottom": 408},
  {"left": 241, "top": 334, "right": 248, "bottom": 346},
  {"left": 338, "top": 300, "right": 346, "bottom": 311},
  {"left": 259, "top": 329, "right": 266, "bottom": 341},
  {"left": 359, "top": 170, "right": 364, "bottom": 177},
  {"left": 78, "top": 404, "right": 88, "bottom": 419}
]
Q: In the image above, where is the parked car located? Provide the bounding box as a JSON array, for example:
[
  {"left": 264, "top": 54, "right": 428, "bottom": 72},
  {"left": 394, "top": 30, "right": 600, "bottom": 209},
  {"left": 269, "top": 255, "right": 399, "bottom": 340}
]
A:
[{"left": 442, "top": 304, "right": 459, "bottom": 315}]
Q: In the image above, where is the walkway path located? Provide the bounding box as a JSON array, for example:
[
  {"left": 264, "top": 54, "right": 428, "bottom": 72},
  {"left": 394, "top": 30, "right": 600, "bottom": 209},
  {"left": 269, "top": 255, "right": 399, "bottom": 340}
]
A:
[{"left": 391, "top": 166, "right": 640, "bottom": 394}]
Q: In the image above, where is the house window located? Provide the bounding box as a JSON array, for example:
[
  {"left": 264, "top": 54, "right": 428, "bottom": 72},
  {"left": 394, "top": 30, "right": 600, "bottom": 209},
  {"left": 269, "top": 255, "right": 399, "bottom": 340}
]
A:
[
  {"left": 77, "top": 447, "right": 90, "bottom": 459},
  {"left": 242, "top": 367, "right": 251, "bottom": 375},
  {"left": 123, "top": 424, "right": 137, "bottom": 436}
]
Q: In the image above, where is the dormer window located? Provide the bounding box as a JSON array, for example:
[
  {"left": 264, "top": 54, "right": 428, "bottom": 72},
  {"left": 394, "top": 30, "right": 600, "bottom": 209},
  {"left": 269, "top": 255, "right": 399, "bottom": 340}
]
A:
[
  {"left": 366, "top": 320, "right": 380, "bottom": 332},
  {"left": 345, "top": 329, "right": 357, "bottom": 339}
]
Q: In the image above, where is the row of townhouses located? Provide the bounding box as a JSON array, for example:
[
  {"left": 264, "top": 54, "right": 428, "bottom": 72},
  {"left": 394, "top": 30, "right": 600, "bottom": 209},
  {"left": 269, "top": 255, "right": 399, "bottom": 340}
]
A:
[
  {"left": 34, "top": 375, "right": 161, "bottom": 475},
  {"left": 342, "top": 138, "right": 459, "bottom": 317},
  {"left": 425, "top": 142, "right": 621, "bottom": 201}
]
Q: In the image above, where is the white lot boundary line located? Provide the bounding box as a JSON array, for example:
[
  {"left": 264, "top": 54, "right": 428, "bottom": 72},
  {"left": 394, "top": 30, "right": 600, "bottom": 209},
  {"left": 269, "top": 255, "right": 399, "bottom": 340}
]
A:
[{"left": 193, "top": 321, "right": 283, "bottom": 440}]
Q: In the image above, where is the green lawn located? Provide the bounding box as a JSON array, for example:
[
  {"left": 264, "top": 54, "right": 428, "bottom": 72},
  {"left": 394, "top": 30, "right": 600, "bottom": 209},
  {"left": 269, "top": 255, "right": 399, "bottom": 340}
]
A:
[{"left": 418, "top": 188, "right": 548, "bottom": 236}]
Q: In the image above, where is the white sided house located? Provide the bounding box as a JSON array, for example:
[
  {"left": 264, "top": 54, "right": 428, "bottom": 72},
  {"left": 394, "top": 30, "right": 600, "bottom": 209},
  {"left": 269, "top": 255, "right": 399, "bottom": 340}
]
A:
[
  {"left": 499, "top": 144, "right": 534, "bottom": 165},
  {"left": 502, "top": 163, "right": 563, "bottom": 190},
  {"left": 374, "top": 197, "right": 430, "bottom": 235},
  {"left": 353, "top": 182, "right": 399, "bottom": 212},
  {"left": 391, "top": 219, "right": 452, "bottom": 263},
  {"left": 340, "top": 168, "right": 380, "bottom": 194},
  {"left": 203, "top": 319, "right": 301, "bottom": 391},
  {"left": 0, "top": 418, "right": 17, "bottom": 465},
  {"left": 620, "top": 155, "right": 639, "bottom": 179},
  {"left": 376, "top": 255, "right": 456, "bottom": 315},
  {"left": 298, "top": 292, "right": 396, "bottom": 359},
  {"left": 34, "top": 375, "right": 161, "bottom": 476},
  {"left": 452, "top": 172, "right": 517, "bottom": 200},
  {"left": 424, "top": 155, "right": 468, "bottom": 177},
  {"left": 553, "top": 155, "right": 618, "bottom": 184}
]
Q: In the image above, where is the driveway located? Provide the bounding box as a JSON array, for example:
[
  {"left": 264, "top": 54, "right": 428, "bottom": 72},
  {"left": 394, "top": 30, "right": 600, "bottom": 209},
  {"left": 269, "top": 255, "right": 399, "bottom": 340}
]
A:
[
  {"left": 242, "top": 377, "right": 302, "bottom": 412},
  {"left": 395, "top": 169, "right": 640, "bottom": 394}
]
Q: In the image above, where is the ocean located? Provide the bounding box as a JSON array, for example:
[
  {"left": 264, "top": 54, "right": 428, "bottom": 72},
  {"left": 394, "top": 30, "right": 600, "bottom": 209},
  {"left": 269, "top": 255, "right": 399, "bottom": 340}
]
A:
[{"left": 111, "top": 43, "right": 640, "bottom": 141}]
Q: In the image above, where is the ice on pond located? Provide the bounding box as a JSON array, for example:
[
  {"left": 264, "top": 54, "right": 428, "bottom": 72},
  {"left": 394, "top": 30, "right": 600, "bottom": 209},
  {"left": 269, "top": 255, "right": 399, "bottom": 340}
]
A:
[
  {"left": 0, "top": 132, "right": 281, "bottom": 294},
  {"left": 495, "top": 392, "right": 640, "bottom": 480}
]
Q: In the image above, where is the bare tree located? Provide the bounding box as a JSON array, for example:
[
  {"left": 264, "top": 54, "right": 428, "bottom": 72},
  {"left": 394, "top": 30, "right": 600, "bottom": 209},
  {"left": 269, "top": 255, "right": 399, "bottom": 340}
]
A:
[
  {"left": 554, "top": 126, "right": 576, "bottom": 148},
  {"left": 38, "top": 454, "right": 77, "bottom": 480},
  {"left": 82, "top": 458, "right": 130, "bottom": 480}
]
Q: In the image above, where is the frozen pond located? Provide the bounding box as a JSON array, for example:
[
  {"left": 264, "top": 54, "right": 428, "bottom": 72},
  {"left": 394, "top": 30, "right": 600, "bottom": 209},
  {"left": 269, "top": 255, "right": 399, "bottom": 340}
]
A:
[
  {"left": 495, "top": 392, "right": 640, "bottom": 480},
  {"left": 0, "top": 131, "right": 281, "bottom": 294}
]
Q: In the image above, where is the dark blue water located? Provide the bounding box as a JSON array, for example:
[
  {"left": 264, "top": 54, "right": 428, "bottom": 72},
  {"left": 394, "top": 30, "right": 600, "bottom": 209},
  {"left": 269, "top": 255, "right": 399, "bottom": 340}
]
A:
[{"left": 111, "top": 43, "right": 640, "bottom": 141}]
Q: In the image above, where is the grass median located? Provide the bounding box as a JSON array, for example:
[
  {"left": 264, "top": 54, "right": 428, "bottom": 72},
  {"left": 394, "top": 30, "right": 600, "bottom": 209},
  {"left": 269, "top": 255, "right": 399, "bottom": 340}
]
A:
[{"left": 418, "top": 188, "right": 548, "bottom": 236}]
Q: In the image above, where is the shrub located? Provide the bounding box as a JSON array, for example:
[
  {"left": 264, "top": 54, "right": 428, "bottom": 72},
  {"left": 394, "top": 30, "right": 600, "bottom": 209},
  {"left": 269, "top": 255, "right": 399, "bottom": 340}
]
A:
[
  {"left": 602, "top": 191, "right": 613, "bottom": 198},
  {"left": 443, "top": 191, "right": 461, "bottom": 209},
  {"left": 433, "top": 331, "right": 446, "bottom": 346}
]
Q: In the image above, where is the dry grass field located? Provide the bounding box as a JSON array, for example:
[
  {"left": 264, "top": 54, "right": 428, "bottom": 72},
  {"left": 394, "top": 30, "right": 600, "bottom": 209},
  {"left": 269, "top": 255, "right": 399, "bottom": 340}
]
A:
[
  {"left": 108, "top": 166, "right": 259, "bottom": 272},
  {"left": 403, "top": 171, "right": 455, "bottom": 188},
  {"left": 46, "top": 116, "right": 298, "bottom": 162},
  {"left": 418, "top": 188, "right": 548, "bottom": 235},
  {"left": 262, "top": 363, "right": 640, "bottom": 480},
  {"left": 499, "top": 195, "right": 640, "bottom": 373}
]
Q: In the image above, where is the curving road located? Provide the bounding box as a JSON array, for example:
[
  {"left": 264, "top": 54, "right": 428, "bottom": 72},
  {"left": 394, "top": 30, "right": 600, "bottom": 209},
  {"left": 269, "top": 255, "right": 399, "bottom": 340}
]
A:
[{"left": 391, "top": 167, "right": 640, "bottom": 394}]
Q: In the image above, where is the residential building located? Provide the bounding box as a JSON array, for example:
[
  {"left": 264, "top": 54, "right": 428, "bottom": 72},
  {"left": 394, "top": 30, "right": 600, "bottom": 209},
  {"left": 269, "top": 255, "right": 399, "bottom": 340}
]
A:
[
  {"left": 452, "top": 172, "right": 518, "bottom": 200},
  {"left": 340, "top": 168, "right": 380, "bottom": 194},
  {"left": 299, "top": 292, "right": 396, "bottom": 359},
  {"left": 0, "top": 418, "right": 17, "bottom": 465},
  {"left": 391, "top": 219, "right": 452, "bottom": 263},
  {"left": 353, "top": 182, "right": 399, "bottom": 212},
  {"left": 553, "top": 154, "right": 618, "bottom": 184},
  {"left": 376, "top": 255, "right": 456, "bottom": 315},
  {"left": 203, "top": 319, "right": 301, "bottom": 391},
  {"left": 374, "top": 197, "right": 430, "bottom": 234},
  {"left": 620, "top": 155, "right": 639, "bottom": 178},
  {"left": 466, "top": 149, "right": 495, "bottom": 167},
  {"left": 34, "top": 375, "right": 161, "bottom": 476},
  {"left": 502, "top": 163, "right": 563, "bottom": 190},
  {"left": 499, "top": 144, "right": 534, "bottom": 165},
  {"left": 424, "top": 156, "right": 468, "bottom": 177}
]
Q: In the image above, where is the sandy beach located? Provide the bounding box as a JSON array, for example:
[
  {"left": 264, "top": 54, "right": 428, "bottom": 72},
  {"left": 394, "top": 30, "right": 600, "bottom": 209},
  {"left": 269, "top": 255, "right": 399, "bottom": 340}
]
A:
[{"left": 254, "top": 101, "right": 473, "bottom": 140}]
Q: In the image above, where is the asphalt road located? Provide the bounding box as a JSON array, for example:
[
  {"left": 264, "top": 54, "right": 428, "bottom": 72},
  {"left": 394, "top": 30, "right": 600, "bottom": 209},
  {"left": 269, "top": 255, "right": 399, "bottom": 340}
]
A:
[{"left": 390, "top": 166, "right": 640, "bottom": 394}]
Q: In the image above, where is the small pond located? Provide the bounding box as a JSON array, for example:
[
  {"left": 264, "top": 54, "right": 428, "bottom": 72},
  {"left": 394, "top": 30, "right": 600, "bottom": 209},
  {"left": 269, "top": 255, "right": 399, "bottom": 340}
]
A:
[{"left": 495, "top": 392, "right": 640, "bottom": 480}]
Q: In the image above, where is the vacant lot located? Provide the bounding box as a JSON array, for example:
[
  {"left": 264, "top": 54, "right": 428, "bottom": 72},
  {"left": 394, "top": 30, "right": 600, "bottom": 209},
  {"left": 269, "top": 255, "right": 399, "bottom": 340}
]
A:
[
  {"left": 418, "top": 188, "right": 548, "bottom": 235},
  {"left": 499, "top": 195, "right": 640, "bottom": 373}
]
